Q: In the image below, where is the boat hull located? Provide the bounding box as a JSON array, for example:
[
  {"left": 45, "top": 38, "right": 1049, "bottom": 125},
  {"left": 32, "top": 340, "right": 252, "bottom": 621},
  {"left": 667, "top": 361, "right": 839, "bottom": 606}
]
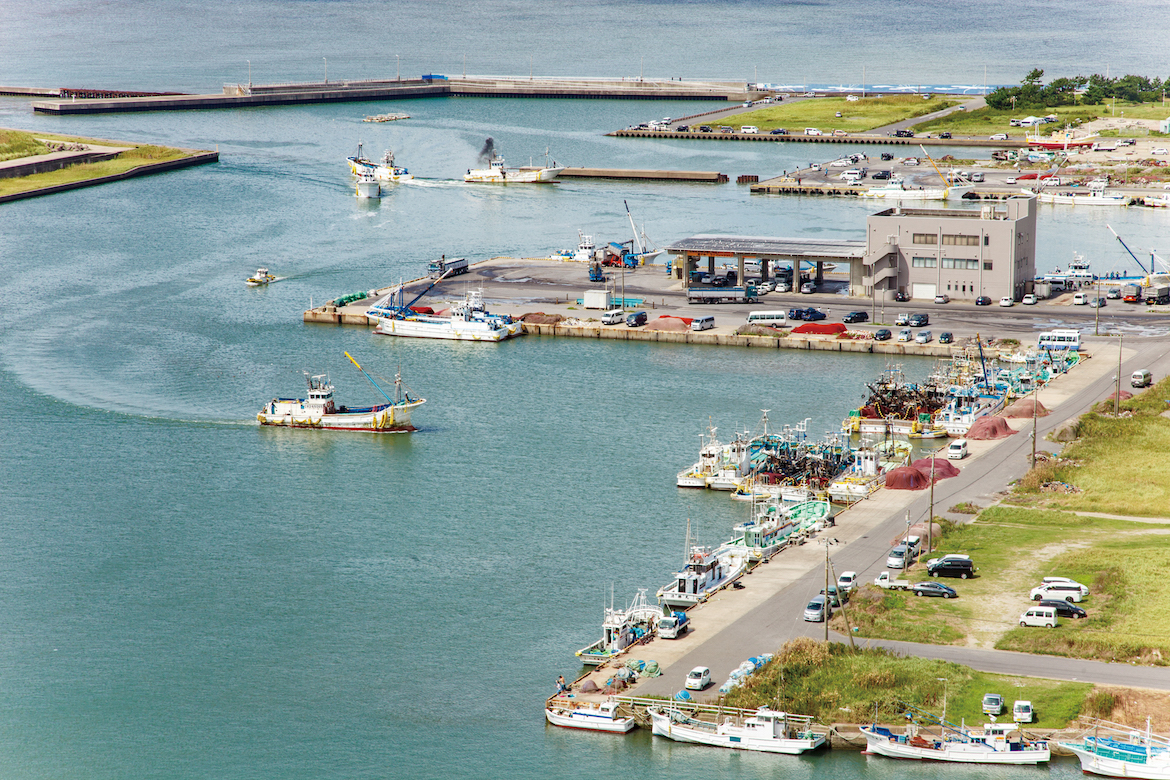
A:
[
  {"left": 862, "top": 729, "right": 1049, "bottom": 764},
  {"left": 650, "top": 711, "right": 824, "bottom": 754},
  {"left": 257, "top": 399, "right": 423, "bottom": 432},
  {"left": 1063, "top": 744, "right": 1170, "bottom": 780},
  {"left": 546, "top": 707, "right": 635, "bottom": 733},
  {"left": 465, "top": 166, "right": 565, "bottom": 183},
  {"left": 375, "top": 317, "right": 521, "bottom": 342}
]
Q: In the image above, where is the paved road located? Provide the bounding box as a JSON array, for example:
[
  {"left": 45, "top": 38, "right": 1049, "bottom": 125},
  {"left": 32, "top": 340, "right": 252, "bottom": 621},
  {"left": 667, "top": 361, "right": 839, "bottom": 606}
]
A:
[{"left": 635, "top": 334, "right": 1170, "bottom": 697}]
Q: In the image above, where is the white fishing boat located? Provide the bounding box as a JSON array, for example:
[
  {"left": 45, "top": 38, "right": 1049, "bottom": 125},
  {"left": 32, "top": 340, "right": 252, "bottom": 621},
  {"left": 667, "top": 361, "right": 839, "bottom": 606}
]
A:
[
  {"left": 245, "top": 267, "right": 277, "bottom": 287},
  {"left": 862, "top": 179, "right": 972, "bottom": 201},
  {"left": 676, "top": 425, "right": 728, "bottom": 488},
  {"left": 862, "top": 721, "right": 1050, "bottom": 764},
  {"left": 367, "top": 149, "right": 413, "bottom": 182},
  {"left": 545, "top": 700, "right": 635, "bottom": 733},
  {"left": 464, "top": 147, "right": 564, "bottom": 183},
  {"left": 708, "top": 432, "right": 750, "bottom": 491},
  {"left": 575, "top": 589, "right": 662, "bottom": 666},
  {"left": 650, "top": 707, "right": 825, "bottom": 754},
  {"left": 827, "top": 443, "right": 909, "bottom": 502},
  {"left": 572, "top": 230, "right": 597, "bottom": 263},
  {"left": 1038, "top": 181, "right": 1130, "bottom": 206},
  {"left": 657, "top": 543, "right": 748, "bottom": 610},
  {"left": 1062, "top": 718, "right": 1170, "bottom": 779},
  {"left": 1142, "top": 194, "right": 1170, "bottom": 209},
  {"left": 368, "top": 288, "right": 522, "bottom": 342},
  {"left": 346, "top": 141, "right": 373, "bottom": 174},
  {"left": 936, "top": 387, "right": 1006, "bottom": 436},
  {"left": 355, "top": 170, "right": 381, "bottom": 199},
  {"left": 721, "top": 499, "right": 830, "bottom": 560},
  {"left": 257, "top": 353, "right": 424, "bottom": 433}
]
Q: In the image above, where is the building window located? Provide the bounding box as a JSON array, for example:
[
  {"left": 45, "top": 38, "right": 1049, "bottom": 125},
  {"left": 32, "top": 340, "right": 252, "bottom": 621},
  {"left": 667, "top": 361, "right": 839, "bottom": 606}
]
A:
[
  {"left": 942, "top": 234, "right": 980, "bottom": 246},
  {"left": 984, "top": 235, "right": 990, "bottom": 246},
  {"left": 912, "top": 233, "right": 937, "bottom": 245},
  {"left": 911, "top": 256, "right": 937, "bottom": 268},
  {"left": 984, "top": 261, "right": 993, "bottom": 270}
]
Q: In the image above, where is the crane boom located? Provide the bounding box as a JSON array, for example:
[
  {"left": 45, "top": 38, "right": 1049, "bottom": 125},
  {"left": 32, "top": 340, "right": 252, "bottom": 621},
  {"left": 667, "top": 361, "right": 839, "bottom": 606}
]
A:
[{"left": 1107, "top": 225, "right": 1149, "bottom": 275}]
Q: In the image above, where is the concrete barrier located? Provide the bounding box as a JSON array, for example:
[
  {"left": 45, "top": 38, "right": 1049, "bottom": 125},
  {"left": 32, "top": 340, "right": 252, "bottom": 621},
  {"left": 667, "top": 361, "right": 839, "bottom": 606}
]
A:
[{"left": 0, "top": 151, "right": 220, "bottom": 203}]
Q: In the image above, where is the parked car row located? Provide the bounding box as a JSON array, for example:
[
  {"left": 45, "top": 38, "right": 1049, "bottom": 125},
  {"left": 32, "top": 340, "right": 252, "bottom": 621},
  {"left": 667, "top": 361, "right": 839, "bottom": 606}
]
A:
[{"left": 983, "top": 694, "right": 1034, "bottom": 723}]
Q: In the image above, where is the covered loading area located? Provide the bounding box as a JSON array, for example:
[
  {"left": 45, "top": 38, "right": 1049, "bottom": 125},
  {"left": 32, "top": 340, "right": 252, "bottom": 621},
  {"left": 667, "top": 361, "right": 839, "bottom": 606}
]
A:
[{"left": 665, "top": 235, "right": 867, "bottom": 294}]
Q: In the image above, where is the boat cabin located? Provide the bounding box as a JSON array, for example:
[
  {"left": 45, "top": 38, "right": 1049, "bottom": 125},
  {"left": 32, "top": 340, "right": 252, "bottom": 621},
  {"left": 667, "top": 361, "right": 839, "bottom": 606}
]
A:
[{"left": 675, "top": 547, "right": 723, "bottom": 595}]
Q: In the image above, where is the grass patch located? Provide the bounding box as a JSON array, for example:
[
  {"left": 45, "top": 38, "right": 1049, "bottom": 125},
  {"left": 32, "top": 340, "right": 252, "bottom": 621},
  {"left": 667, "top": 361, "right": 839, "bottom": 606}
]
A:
[
  {"left": 949, "top": 502, "right": 981, "bottom": 514},
  {"left": 732, "top": 95, "right": 956, "bottom": 133},
  {"left": 830, "top": 585, "right": 966, "bottom": 644},
  {"left": 0, "top": 129, "right": 48, "bottom": 162},
  {"left": 0, "top": 143, "right": 191, "bottom": 198},
  {"left": 914, "top": 104, "right": 1099, "bottom": 136},
  {"left": 722, "top": 638, "right": 1090, "bottom": 726}
]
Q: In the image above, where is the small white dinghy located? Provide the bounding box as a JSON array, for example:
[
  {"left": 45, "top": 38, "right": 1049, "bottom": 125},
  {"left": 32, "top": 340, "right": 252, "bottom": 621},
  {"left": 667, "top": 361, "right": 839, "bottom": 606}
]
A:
[{"left": 545, "top": 700, "right": 635, "bottom": 733}]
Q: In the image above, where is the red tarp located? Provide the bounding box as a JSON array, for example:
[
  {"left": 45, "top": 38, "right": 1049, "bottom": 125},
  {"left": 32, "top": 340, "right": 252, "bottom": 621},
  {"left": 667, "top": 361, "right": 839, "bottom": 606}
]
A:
[
  {"left": 966, "top": 416, "right": 1018, "bottom": 440},
  {"left": 1002, "top": 398, "right": 1051, "bottom": 418},
  {"left": 884, "top": 466, "right": 932, "bottom": 490},
  {"left": 910, "top": 457, "right": 960, "bottom": 478},
  {"left": 658, "top": 315, "right": 694, "bottom": 325},
  {"left": 408, "top": 306, "right": 434, "bottom": 314},
  {"left": 792, "top": 322, "right": 848, "bottom": 335}
]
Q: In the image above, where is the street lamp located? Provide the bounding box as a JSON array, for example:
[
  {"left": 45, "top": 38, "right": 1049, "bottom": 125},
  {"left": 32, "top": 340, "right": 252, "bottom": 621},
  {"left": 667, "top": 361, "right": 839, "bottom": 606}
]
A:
[
  {"left": 323, "top": 57, "right": 327, "bottom": 84},
  {"left": 396, "top": 54, "right": 400, "bottom": 81},
  {"left": 247, "top": 59, "right": 251, "bottom": 88}
]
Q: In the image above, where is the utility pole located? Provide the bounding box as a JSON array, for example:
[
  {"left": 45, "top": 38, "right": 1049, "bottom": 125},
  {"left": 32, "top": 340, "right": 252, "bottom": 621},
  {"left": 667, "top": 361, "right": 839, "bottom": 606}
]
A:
[
  {"left": 927, "top": 449, "right": 938, "bottom": 552},
  {"left": 1095, "top": 278, "right": 1101, "bottom": 335},
  {"left": 824, "top": 541, "right": 831, "bottom": 642},
  {"left": 1031, "top": 381, "right": 1039, "bottom": 468},
  {"left": 1115, "top": 334, "right": 1124, "bottom": 416}
]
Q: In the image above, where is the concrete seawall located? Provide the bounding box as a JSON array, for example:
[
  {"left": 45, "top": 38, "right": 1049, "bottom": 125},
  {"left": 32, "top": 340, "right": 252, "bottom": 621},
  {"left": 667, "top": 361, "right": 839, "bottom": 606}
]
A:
[{"left": 610, "top": 129, "right": 1029, "bottom": 148}]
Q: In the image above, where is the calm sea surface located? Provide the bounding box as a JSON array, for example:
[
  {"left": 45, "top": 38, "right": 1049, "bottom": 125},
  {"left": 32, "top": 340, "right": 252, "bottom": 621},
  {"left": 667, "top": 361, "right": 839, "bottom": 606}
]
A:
[{"left": 1, "top": 2, "right": 1168, "bottom": 777}]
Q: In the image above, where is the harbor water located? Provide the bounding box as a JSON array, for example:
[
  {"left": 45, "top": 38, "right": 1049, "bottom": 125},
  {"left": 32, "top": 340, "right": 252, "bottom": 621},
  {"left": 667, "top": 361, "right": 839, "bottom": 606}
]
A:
[{"left": 2, "top": 1, "right": 1169, "bottom": 777}]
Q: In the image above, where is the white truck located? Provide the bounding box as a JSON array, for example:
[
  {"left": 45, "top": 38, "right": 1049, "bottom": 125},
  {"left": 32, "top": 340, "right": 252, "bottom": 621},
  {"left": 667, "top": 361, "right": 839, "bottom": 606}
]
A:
[
  {"left": 686, "top": 284, "right": 759, "bottom": 304},
  {"left": 874, "top": 572, "right": 911, "bottom": 590},
  {"left": 658, "top": 611, "right": 690, "bottom": 639},
  {"left": 428, "top": 255, "right": 469, "bottom": 279}
]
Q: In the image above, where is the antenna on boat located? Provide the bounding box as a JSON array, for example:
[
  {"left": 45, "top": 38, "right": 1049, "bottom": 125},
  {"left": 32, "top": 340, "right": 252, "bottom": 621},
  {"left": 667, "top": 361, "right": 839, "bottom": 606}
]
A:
[
  {"left": 684, "top": 518, "right": 691, "bottom": 564},
  {"left": 344, "top": 352, "right": 394, "bottom": 403}
]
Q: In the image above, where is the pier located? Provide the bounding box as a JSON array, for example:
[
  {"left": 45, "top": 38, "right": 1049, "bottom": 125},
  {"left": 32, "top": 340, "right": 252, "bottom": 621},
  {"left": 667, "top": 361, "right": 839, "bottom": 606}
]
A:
[
  {"left": 552, "top": 168, "right": 728, "bottom": 183},
  {"left": 29, "top": 75, "right": 755, "bottom": 116},
  {"left": 609, "top": 128, "right": 1029, "bottom": 147}
]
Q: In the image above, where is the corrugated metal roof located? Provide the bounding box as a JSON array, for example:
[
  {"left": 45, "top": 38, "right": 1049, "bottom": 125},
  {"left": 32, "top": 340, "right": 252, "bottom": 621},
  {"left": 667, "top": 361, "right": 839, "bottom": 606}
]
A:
[{"left": 665, "top": 234, "right": 866, "bottom": 258}]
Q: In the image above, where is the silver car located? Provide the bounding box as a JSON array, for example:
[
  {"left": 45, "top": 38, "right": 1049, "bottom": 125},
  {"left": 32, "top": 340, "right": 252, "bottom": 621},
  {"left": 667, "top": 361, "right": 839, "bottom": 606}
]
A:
[{"left": 803, "top": 594, "right": 830, "bottom": 622}]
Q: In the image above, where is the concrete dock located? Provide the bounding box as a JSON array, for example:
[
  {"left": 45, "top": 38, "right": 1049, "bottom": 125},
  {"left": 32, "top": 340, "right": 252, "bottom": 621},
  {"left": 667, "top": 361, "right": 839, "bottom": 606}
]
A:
[
  {"left": 553, "top": 168, "right": 728, "bottom": 182},
  {"left": 610, "top": 128, "right": 1029, "bottom": 148}
]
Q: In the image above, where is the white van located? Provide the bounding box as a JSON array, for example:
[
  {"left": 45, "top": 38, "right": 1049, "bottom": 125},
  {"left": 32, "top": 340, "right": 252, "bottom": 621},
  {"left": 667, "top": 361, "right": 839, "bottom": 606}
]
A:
[
  {"left": 1072, "top": 292, "right": 1089, "bottom": 306},
  {"left": 691, "top": 315, "right": 715, "bottom": 331},
  {"left": 841, "top": 169, "right": 864, "bottom": 183},
  {"left": 804, "top": 128, "right": 823, "bottom": 136},
  {"left": 1131, "top": 369, "right": 1153, "bottom": 388},
  {"left": 947, "top": 440, "right": 968, "bottom": 460},
  {"left": 746, "top": 311, "right": 787, "bottom": 326},
  {"left": 1019, "top": 606, "right": 1058, "bottom": 628},
  {"left": 740, "top": 125, "right": 759, "bottom": 134},
  {"left": 601, "top": 309, "right": 626, "bottom": 325}
]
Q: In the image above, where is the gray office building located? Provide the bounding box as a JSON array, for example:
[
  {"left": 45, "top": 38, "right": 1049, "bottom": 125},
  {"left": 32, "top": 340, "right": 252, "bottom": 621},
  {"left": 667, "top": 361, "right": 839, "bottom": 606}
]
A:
[{"left": 863, "top": 196, "right": 1037, "bottom": 302}]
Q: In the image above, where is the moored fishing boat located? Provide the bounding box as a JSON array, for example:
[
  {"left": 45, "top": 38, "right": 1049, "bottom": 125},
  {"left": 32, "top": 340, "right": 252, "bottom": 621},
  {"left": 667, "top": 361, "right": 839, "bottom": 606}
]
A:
[
  {"left": 367, "top": 288, "right": 522, "bottom": 342},
  {"left": 650, "top": 707, "right": 825, "bottom": 754},
  {"left": 657, "top": 542, "right": 748, "bottom": 610},
  {"left": 575, "top": 589, "right": 662, "bottom": 666},
  {"left": 677, "top": 425, "right": 723, "bottom": 488},
  {"left": 861, "top": 718, "right": 1049, "bottom": 764},
  {"left": 257, "top": 353, "right": 424, "bottom": 432},
  {"left": 1037, "top": 181, "right": 1130, "bottom": 206},
  {"left": 545, "top": 700, "right": 635, "bottom": 733},
  {"left": 1061, "top": 718, "right": 1170, "bottom": 779}
]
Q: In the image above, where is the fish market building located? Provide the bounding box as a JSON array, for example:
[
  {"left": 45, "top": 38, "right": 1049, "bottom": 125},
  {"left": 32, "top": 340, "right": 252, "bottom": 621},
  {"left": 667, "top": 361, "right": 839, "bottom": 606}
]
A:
[{"left": 863, "top": 196, "right": 1037, "bottom": 302}]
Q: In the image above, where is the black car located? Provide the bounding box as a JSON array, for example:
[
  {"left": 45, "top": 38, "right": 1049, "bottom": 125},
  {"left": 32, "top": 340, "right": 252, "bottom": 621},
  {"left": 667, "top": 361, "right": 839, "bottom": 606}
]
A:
[
  {"left": 894, "top": 291, "right": 909, "bottom": 302},
  {"left": 871, "top": 170, "right": 891, "bottom": 180},
  {"left": 939, "top": 132, "right": 952, "bottom": 139},
  {"left": 894, "top": 129, "right": 915, "bottom": 138},
  {"left": 975, "top": 295, "right": 992, "bottom": 306},
  {"left": 880, "top": 152, "right": 894, "bottom": 161},
  {"left": 803, "top": 308, "right": 827, "bottom": 321},
  {"left": 927, "top": 559, "right": 974, "bottom": 579},
  {"left": 769, "top": 128, "right": 789, "bottom": 135},
  {"left": 1039, "top": 599, "right": 1087, "bottom": 619},
  {"left": 939, "top": 332, "right": 954, "bottom": 344},
  {"left": 699, "top": 125, "right": 713, "bottom": 133},
  {"left": 913, "top": 581, "right": 957, "bottom": 598},
  {"left": 907, "top": 313, "right": 929, "bottom": 327},
  {"left": 843, "top": 311, "right": 869, "bottom": 323},
  {"left": 676, "top": 125, "right": 689, "bottom": 132},
  {"left": 873, "top": 328, "right": 892, "bottom": 341}
]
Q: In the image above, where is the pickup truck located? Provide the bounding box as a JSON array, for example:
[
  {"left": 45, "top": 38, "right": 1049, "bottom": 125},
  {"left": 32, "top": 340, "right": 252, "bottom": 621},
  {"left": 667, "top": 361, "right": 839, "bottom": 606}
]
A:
[
  {"left": 874, "top": 572, "right": 911, "bottom": 590},
  {"left": 658, "top": 611, "right": 690, "bottom": 639}
]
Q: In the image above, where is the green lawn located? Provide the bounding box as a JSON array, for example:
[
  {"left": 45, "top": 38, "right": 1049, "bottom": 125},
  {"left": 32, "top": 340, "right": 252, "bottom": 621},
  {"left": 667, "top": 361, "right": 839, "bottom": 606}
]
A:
[
  {"left": 722, "top": 637, "right": 1090, "bottom": 727},
  {"left": 840, "top": 506, "right": 1170, "bottom": 664},
  {"left": 913, "top": 100, "right": 1170, "bottom": 137},
  {"left": 729, "top": 94, "right": 956, "bottom": 133},
  {"left": 0, "top": 141, "right": 194, "bottom": 198},
  {"left": 1012, "top": 376, "right": 1170, "bottom": 517}
]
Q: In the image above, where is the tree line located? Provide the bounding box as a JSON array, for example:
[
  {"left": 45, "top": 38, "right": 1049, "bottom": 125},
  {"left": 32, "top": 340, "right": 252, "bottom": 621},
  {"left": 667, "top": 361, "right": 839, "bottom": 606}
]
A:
[{"left": 986, "top": 69, "right": 1168, "bottom": 110}]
